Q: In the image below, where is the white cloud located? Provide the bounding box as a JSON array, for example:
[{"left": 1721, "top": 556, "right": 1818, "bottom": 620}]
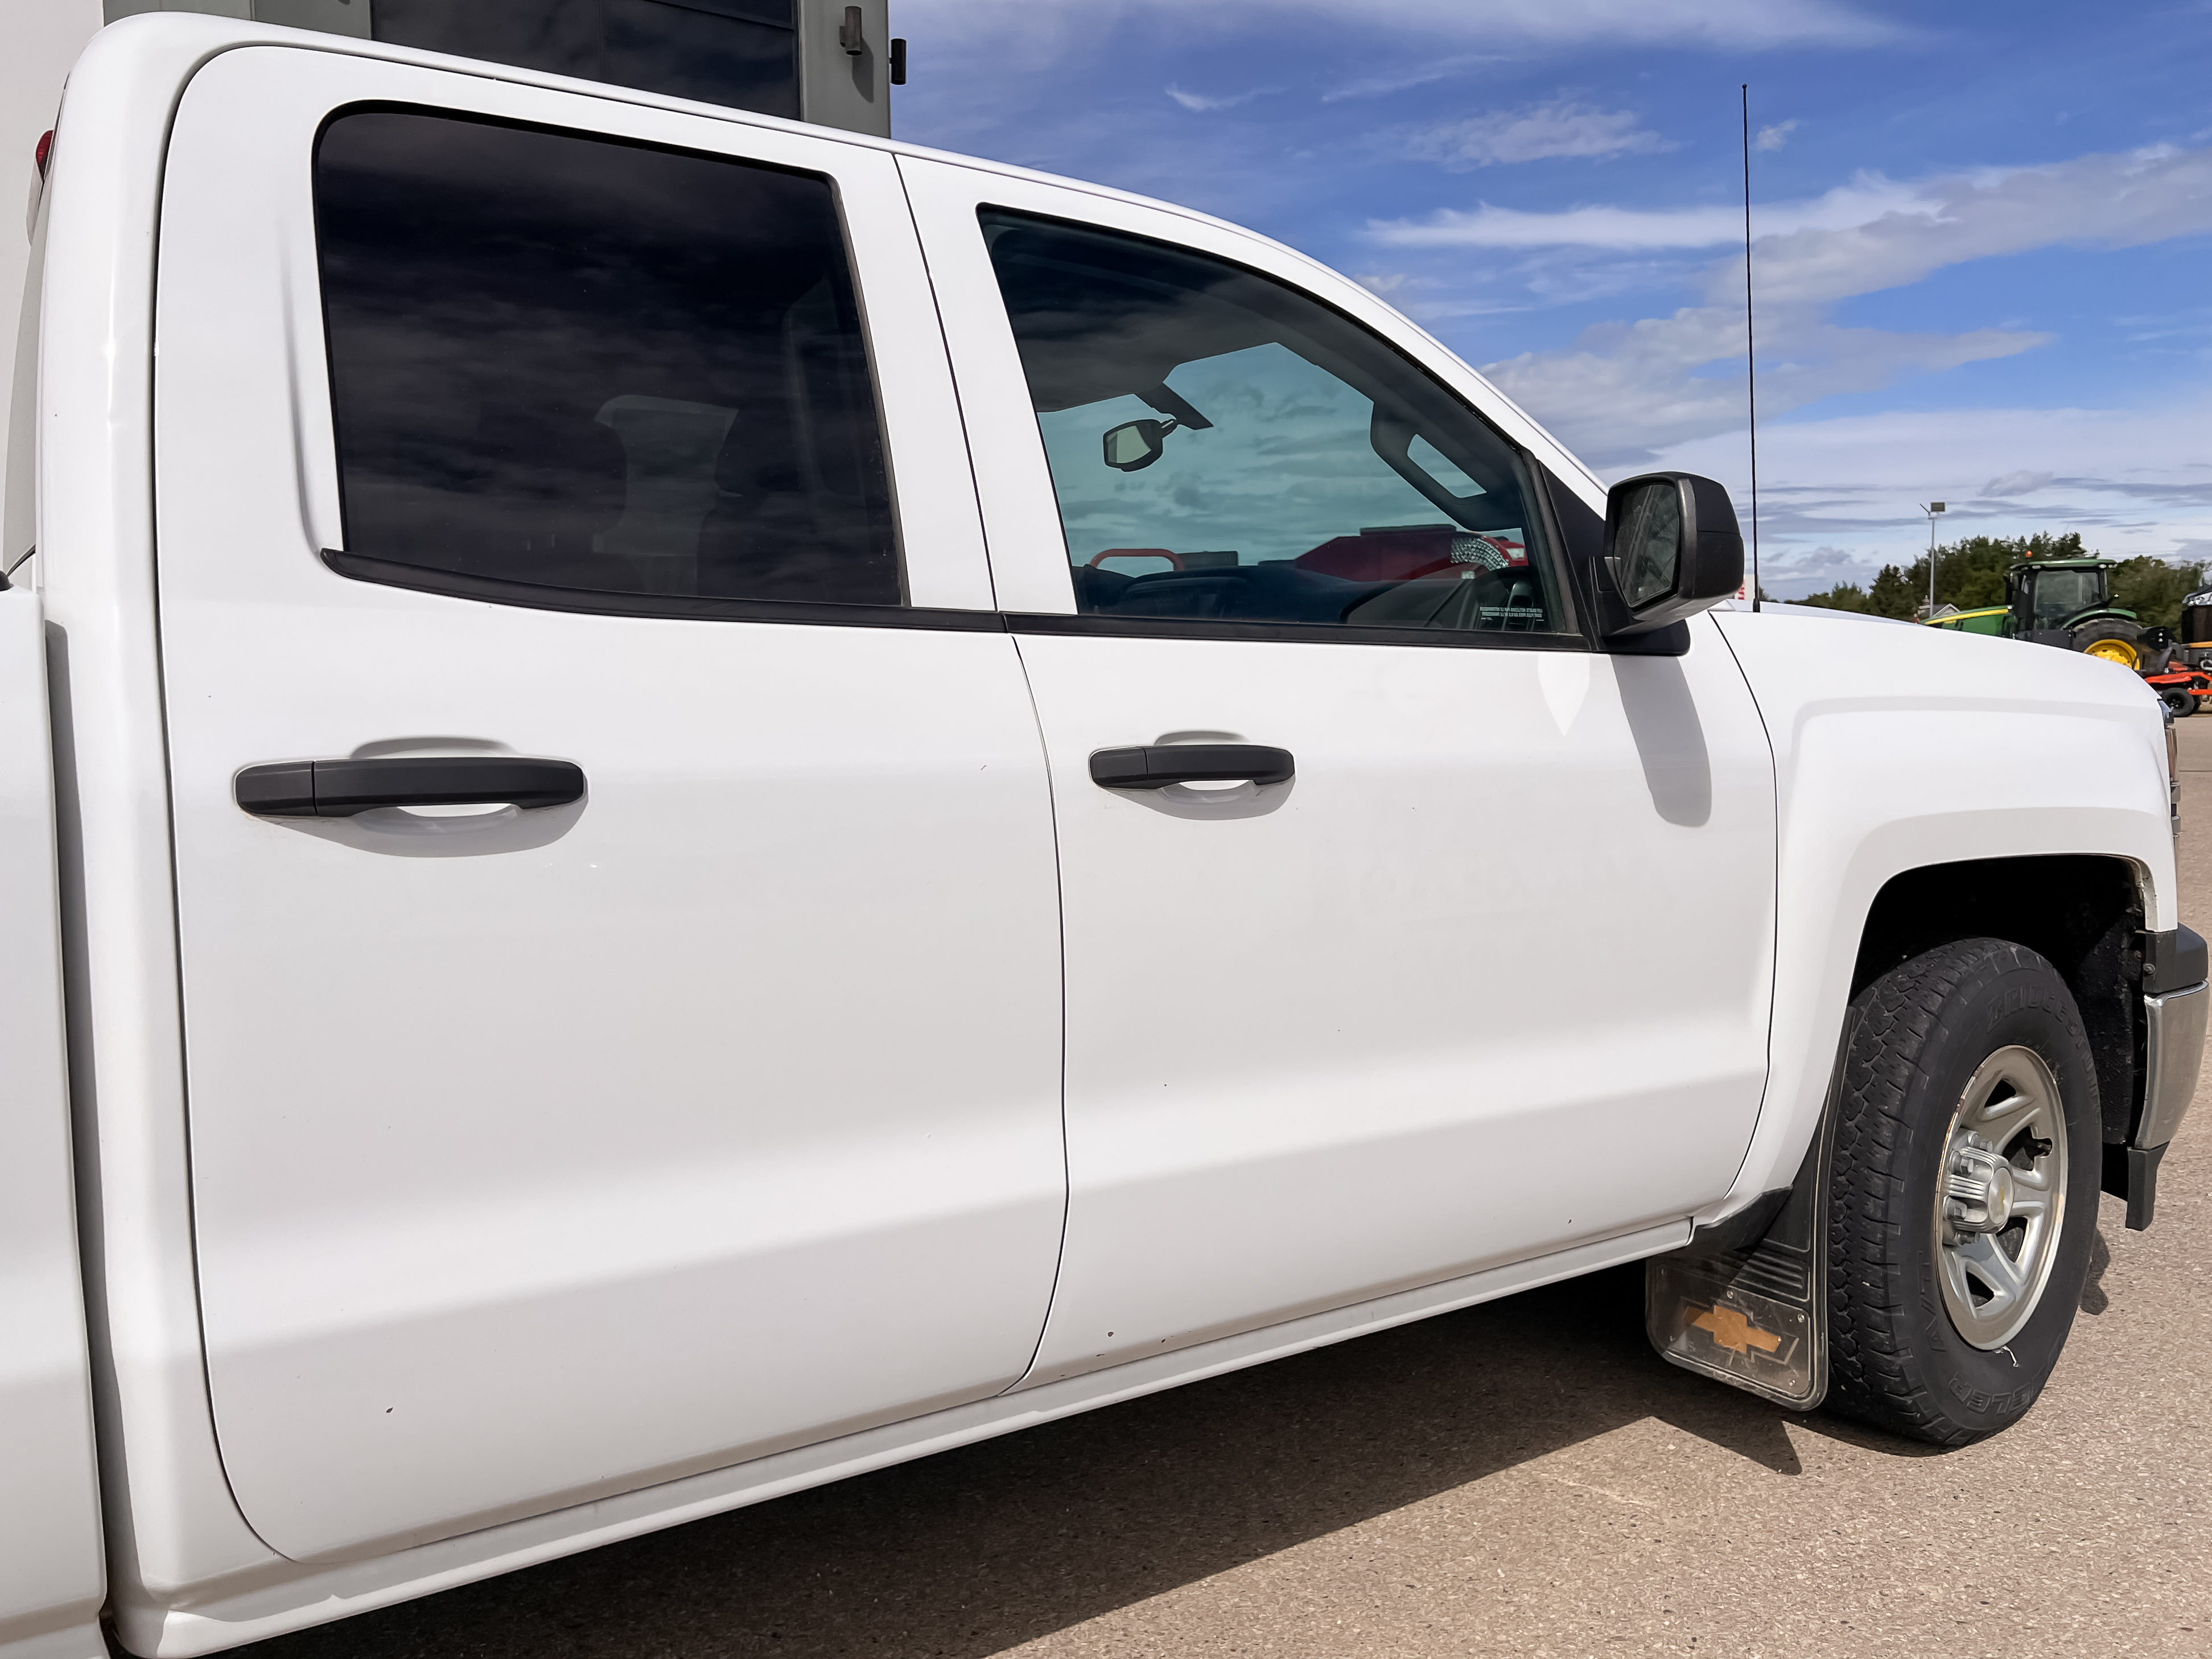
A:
[
  {"left": 1715, "top": 144, "right": 2212, "bottom": 306},
  {"left": 1634, "top": 405, "right": 2212, "bottom": 593},
  {"left": 1372, "top": 139, "right": 2212, "bottom": 470},
  {"left": 1480, "top": 307, "right": 2046, "bottom": 464},
  {"left": 1983, "top": 470, "right": 2056, "bottom": 496},
  {"left": 1368, "top": 176, "right": 1926, "bottom": 249},
  {"left": 1322, "top": 56, "right": 1495, "bottom": 102},
  {"left": 1164, "top": 83, "right": 1281, "bottom": 112},
  {"left": 1755, "top": 119, "right": 1799, "bottom": 153},
  {"left": 1405, "top": 101, "right": 1670, "bottom": 169},
  {"left": 1354, "top": 272, "right": 1410, "bottom": 294},
  {"left": 896, "top": 0, "right": 1900, "bottom": 67},
  {"left": 1749, "top": 543, "right": 1868, "bottom": 595},
  {"left": 1371, "top": 145, "right": 2212, "bottom": 310}
]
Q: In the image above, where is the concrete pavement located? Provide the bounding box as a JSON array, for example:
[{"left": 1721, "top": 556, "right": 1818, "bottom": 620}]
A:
[{"left": 247, "top": 720, "right": 2212, "bottom": 1659}]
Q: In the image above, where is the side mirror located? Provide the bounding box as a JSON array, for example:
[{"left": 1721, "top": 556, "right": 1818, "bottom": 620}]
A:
[
  {"left": 1601, "top": 471, "right": 1744, "bottom": 635},
  {"left": 1102, "top": 418, "right": 1172, "bottom": 472}
]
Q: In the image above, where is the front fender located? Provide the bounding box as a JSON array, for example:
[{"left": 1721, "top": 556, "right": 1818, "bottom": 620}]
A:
[{"left": 1710, "top": 612, "right": 2173, "bottom": 1211}]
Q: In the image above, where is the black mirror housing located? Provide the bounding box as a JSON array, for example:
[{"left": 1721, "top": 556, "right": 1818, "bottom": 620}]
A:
[
  {"left": 1103, "top": 418, "right": 1172, "bottom": 472},
  {"left": 1600, "top": 471, "right": 1744, "bottom": 636}
]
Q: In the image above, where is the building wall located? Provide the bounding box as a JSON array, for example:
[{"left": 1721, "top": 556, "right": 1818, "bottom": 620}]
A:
[{"left": 2, "top": 0, "right": 105, "bottom": 545}]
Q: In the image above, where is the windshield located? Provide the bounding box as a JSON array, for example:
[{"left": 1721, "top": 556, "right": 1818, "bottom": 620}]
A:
[{"left": 2030, "top": 568, "right": 2105, "bottom": 628}]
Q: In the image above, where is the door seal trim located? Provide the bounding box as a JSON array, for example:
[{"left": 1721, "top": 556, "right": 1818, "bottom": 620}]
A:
[{"left": 320, "top": 548, "right": 1009, "bottom": 632}]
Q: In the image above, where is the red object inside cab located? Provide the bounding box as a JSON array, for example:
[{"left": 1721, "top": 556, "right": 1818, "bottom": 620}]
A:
[{"left": 1295, "top": 524, "right": 1525, "bottom": 583}]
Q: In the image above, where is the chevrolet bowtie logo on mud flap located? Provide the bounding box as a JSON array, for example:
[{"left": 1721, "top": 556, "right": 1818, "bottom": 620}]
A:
[{"left": 1686, "top": 1302, "right": 1785, "bottom": 1357}]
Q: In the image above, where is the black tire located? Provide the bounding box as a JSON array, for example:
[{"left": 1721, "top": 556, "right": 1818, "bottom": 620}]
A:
[
  {"left": 2161, "top": 685, "right": 2197, "bottom": 718},
  {"left": 1826, "top": 938, "right": 2101, "bottom": 1446},
  {"left": 2069, "top": 618, "right": 2144, "bottom": 668}
]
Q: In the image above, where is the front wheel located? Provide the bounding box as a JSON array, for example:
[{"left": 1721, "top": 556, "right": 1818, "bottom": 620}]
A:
[
  {"left": 1826, "top": 938, "right": 2101, "bottom": 1445},
  {"left": 2161, "top": 685, "right": 2197, "bottom": 718}
]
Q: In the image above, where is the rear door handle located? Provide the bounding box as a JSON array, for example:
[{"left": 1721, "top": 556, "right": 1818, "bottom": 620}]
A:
[
  {"left": 235, "top": 756, "right": 586, "bottom": 818},
  {"left": 1089, "top": 744, "right": 1295, "bottom": 790}
]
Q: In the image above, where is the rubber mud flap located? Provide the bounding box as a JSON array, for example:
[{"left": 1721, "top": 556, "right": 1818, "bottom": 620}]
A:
[{"left": 1646, "top": 1094, "right": 1834, "bottom": 1411}]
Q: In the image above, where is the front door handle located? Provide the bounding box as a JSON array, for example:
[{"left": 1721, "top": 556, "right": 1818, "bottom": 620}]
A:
[
  {"left": 235, "top": 756, "right": 586, "bottom": 818},
  {"left": 1089, "top": 744, "right": 1295, "bottom": 790}
]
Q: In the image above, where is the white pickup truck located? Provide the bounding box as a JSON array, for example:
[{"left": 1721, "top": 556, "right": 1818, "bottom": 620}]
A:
[{"left": 6, "top": 16, "right": 2203, "bottom": 1658}]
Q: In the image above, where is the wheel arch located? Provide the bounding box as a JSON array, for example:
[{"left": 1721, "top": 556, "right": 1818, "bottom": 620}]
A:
[{"left": 1851, "top": 854, "right": 2147, "bottom": 1147}]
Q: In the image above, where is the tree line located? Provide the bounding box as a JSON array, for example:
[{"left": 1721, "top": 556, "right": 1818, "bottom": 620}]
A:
[{"left": 1792, "top": 533, "right": 2210, "bottom": 629}]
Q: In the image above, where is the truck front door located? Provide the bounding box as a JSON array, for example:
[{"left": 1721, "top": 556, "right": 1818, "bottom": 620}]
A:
[
  {"left": 153, "top": 52, "right": 1064, "bottom": 1562},
  {"left": 906, "top": 163, "right": 1781, "bottom": 1383}
]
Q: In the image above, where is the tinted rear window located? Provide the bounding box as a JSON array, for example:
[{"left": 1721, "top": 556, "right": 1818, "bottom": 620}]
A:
[{"left": 315, "top": 110, "right": 900, "bottom": 611}]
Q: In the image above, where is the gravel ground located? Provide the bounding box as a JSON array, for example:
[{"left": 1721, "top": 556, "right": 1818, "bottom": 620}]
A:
[{"left": 245, "top": 718, "right": 2212, "bottom": 1659}]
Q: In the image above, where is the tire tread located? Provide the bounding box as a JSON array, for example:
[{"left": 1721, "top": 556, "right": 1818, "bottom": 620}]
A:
[{"left": 1825, "top": 937, "right": 2083, "bottom": 1446}]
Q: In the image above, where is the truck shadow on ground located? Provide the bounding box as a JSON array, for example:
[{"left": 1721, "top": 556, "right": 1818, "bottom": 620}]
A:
[{"left": 247, "top": 1262, "right": 1955, "bottom": 1659}]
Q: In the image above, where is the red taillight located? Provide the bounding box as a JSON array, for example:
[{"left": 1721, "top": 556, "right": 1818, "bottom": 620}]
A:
[{"left": 34, "top": 130, "right": 53, "bottom": 181}]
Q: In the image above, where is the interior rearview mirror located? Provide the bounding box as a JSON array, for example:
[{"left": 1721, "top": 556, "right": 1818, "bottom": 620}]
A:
[
  {"left": 1102, "top": 418, "right": 1172, "bottom": 472},
  {"left": 1601, "top": 471, "right": 1744, "bottom": 635}
]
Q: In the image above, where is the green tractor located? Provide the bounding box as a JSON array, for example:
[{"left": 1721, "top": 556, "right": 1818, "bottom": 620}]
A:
[{"left": 1923, "top": 554, "right": 2149, "bottom": 669}]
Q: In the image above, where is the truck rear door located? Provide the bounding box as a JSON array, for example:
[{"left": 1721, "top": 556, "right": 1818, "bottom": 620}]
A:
[{"left": 152, "top": 47, "right": 1064, "bottom": 1562}]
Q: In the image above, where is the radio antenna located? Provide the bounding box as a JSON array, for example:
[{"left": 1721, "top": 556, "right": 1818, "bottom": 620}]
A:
[
  {"left": 1741, "top": 84, "right": 1761, "bottom": 612},
  {"left": 1734, "top": 83, "right": 1769, "bottom": 610}
]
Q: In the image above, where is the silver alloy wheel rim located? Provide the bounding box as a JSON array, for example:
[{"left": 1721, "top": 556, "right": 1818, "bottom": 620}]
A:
[{"left": 1933, "top": 1045, "right": 2069, "bottom": 1351}]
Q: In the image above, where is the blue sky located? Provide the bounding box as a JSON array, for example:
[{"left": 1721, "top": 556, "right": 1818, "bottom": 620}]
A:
[{"left": 893, "top": 0, "right": 2212, "bottom": 597}]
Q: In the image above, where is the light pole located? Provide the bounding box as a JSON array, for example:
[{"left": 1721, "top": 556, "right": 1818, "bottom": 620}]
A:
[{"left": 1921, "top": 501, "right": 1947, "bottom": 617}]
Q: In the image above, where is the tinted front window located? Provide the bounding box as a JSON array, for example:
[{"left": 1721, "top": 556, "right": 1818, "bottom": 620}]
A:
[
  {"left": 317, "top": 111, "right": 899, "bottom": 610},
  {"left": 982, "top": 211, "right": 1568, "bottom": 636}
]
